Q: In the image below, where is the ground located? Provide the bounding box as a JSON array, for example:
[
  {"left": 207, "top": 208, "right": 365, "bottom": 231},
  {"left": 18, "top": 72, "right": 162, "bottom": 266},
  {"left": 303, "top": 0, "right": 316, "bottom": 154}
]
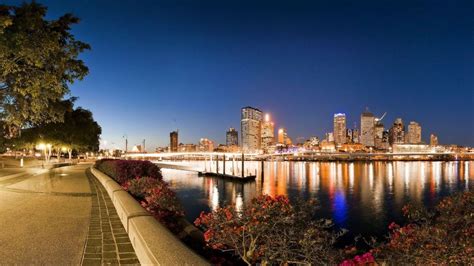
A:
[{"left": 0, "top": 163, "right": 139, "bottom": 265}]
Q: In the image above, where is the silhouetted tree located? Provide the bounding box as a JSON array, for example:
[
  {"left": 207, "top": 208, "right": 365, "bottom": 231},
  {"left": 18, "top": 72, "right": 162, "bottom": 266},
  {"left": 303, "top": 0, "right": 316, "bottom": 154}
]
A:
[{"left": 0, "top": 2, "right": 90, "bottom": 137}]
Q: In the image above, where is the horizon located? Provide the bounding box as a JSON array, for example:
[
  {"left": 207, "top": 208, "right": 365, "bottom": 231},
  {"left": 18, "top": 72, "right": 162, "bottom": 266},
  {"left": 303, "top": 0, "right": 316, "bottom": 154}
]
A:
[{"left": 12, "top": 0, "right": 473, "bottom": 150}]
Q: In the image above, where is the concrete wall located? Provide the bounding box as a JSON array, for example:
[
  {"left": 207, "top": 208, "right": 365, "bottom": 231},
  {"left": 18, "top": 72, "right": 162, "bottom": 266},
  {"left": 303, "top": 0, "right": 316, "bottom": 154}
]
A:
[{"left": 90, "top": 167, "right": 208, "bottom": 265}]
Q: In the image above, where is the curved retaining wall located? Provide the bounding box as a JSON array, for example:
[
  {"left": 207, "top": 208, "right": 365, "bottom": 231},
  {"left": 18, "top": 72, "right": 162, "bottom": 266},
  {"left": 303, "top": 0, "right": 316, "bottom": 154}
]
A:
[{"left": 90, "top": 167, "right": 208, "bottom": 265}]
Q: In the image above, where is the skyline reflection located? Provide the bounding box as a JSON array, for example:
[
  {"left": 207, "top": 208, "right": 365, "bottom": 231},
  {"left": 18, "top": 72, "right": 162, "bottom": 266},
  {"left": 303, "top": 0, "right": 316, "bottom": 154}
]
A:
[{"left": 162, "top": 160, "right": 473, "bottom": 238}]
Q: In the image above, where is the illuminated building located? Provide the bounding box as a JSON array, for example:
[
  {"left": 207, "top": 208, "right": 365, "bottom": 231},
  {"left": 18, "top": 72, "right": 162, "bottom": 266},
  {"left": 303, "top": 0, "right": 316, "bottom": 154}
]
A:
[
  {"left": 198, "top": 138, "right": 214, "bottom": 152},
  {"left": 430, "top": 134, "right": 439, "bottom": 146},
  {"left": 178, "top": 143, "right": 197, "bottom": 152},
  {"left": 389, "top": 118, "right": 405, "bottom": 145},
  {"left": 226, "top": 127, "right": 238, "bottom": 146},
  {"left": 303, "top": 137, "right": 320, "bottom": 151},
  {"left": 340, "top": 143, "right": 365, "bottom": 152},
  {"left": 360, "top": 110, "right": 375, "bottom": 147},
  {"left": 131, "top": 145, "right": 143, "bottom": 153},
  {"left": 320, "top": 140, "right": 336, "bottom": 152},
  {"left": 383, "top": 130, "right": 390, "bottom": 147},
  {"left": 352, "top": 128, "right": 360, "bottom": 143},
  {"left": 392, "top": 144, "right": 431, "bottom": 153},
  {"left": 261, "top": 113, "right": 275, "bottom": 153},
  {"left": 278, "top": 128, "right": 292, "bottom": 145},
  {"left": 407, "top": 121, "right": 422, "bottom": 144},
  {"left": 309, "top": 136, "right": 320, "bottom": 146},
  {"left": 170, "top": 131, "right": 178, "bottom": 152},
  {"left": 346, "top": 128, "right": 353, "bottom": 143},
  {"left": 325, "top": 132, "right": 334, "bottom": 142},
  {"left": 241, "top": 106, "right": 262, "bottom": 152},
  {"left": 374, "top": 122, "right": 388, "bottom": 149},
  {"left": 333, "top": 113, "right": 347, "bottom": 145}
]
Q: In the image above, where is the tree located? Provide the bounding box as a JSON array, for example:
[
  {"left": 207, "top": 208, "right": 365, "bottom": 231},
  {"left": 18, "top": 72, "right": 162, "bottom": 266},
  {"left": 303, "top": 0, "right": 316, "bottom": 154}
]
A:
[
  {"left": 0, "top": 2, "right": 90, "bottom": 136},
  {"left": 15, "top": 104, "right": 101, "bottom": 160}
]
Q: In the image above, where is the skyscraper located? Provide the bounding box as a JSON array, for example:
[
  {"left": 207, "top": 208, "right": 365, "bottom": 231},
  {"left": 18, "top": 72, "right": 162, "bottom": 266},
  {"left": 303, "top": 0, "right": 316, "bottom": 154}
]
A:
[
  {"left": 241, "top": 106, "right": 263, "bottom": 152},
  {"left": 360, "top": 110, "right": 375, "bottom": 147},
  {"left": 430, "top": 134, "right": 438, "bottom": 146},
  {"left": 278, "top": 128, "right": 292, "bottom": 145},
  {"left": 352, "top": 128, "right": 360, "bottom": 143},
  {"left": 374, "top": 121, "right": 384, "bottom": 149},
  {"left": 346, "top": 128, "right": 353, "bottom": 143},
  {"left": 389, "top": 118, "right": 405, "bottom": 144},
  {"left": 169, "top": 131, "right": 178, "bottom": 152},
  {"left": 261, "top": 114, "right": 275, "bottom": 152},
  {"left": 407, "top": 121, "right": 422, "bottom": 144},
  {"left": 226, "top": 127, "right": 238, "bottom": 146},
  {"left": 333, "top": 113, "right": 347, "bottom": 145}
]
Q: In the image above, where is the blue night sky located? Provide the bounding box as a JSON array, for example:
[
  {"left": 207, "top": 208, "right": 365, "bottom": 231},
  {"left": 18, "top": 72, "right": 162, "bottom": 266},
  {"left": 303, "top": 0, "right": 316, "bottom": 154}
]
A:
[{"left": 7, "top": 0, "right": 474, "bottom": 150}]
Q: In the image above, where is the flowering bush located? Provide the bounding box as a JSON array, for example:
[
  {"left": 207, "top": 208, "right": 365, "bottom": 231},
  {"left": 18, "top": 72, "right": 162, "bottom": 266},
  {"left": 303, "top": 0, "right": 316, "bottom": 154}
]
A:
[
  {"left": 121, "top": 176, "right": 184, "bottom": 232},
  {"left": 142, "top": 181, "right": 185, "bottom": 231},
  {"left": 95, "top": 159, "right": 183, "bottom": 233},
  {"left": 95, "top": 159, "right": 162, "bottom": 183},
  {"left": 195, "top": 195, "right": 344, "bottom": 265},
  {"left": 371, "top": 191, "right": 474, "bottom": 265},
  {"left": 122, "top": 176, "right": 161, "bottom": 201},
  {"left": 339, "top": 252, "right": 376, "bottom": 266}
]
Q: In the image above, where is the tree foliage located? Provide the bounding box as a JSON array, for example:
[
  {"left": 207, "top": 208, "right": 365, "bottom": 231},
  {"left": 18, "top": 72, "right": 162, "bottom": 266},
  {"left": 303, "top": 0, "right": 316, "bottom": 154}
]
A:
[
  {"left": 0, "top": 2, "right": 90, "bottom": 135},
  {"left": 14, "top": 103, "right": 101, "bottom": 155}
]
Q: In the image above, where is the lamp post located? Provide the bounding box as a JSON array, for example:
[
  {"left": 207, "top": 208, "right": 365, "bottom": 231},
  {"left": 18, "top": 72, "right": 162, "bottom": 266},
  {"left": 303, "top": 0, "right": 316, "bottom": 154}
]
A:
[{"left": 123, "top": 134, "right": 128, "bottom": 154}]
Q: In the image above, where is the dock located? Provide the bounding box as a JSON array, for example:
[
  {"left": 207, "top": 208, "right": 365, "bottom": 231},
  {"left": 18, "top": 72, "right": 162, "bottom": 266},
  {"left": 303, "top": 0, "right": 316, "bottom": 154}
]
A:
[
  {"left": 198, "top": 172, "right": 256, "bottom": 182},
  {"left": 154, "top": 160, "right": 257, "bottom": 182}
]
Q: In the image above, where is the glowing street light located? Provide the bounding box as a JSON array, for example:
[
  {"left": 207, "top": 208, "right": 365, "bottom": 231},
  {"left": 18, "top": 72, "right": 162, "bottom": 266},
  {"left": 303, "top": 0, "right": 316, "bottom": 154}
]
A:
[{"left": 36, "top": 143, "right": 46, "bottom": 150}]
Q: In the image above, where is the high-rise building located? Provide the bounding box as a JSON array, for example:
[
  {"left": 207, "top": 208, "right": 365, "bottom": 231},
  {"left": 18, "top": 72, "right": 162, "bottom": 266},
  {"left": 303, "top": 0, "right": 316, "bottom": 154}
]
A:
[
  {"left": 352, "top": 128, "right": 360, "bottom": 143},
  {"left": 241, "top": 106, "right": 263, "bottom": 152},
  {"left": 382, "top": 130, "right": 390, "bottom": 147},
  {"left": 333, "top": 113, "right": 347, "bottom": 145},
  {"left": 278, "top": 128, "right": 289, "bottom": 145},
  {"left": 226, "top": 127, "right": 238, "bottom": 146},
  {"left": 325, "top": 132, "right": 334, "bottom": 142},
  {"left": 169, "top": 131, "right": 178, "bottom": 152},
  {"left": 360, "top": 110, "right": 375, "bottom": 147},
  {"left": 261, "top": 114, "right": 275, "bottom": 153},
  {"left": 374, "top": 122, "right": 384, "bottom": 149},
  {"left": 389, "top": 118, "right": 405, "bottom": 145},
  {"left": 430, "top": 134, "right": 438, "bottom": 146},
  {"left": 407, "top": 121, "right": 422, "bottom": 144},
  {"left": 346, "top": 129, "right": 353, "bottom": 143}
]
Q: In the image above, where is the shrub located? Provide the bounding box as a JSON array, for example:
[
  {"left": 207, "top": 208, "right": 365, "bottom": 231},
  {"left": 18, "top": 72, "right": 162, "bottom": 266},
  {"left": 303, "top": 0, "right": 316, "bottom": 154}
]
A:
[
  {"left": 194, "top": 195, "right": 344, "bottom": 265},
  {"left": 141, "top": 181, "right": 185, "bottom": 232},
  {"left": 122, "top": 176, "right": 161, "bottom": 201},
  {"left": 95, "top": 159, "right": 162, "bottom": 184},
  {"left": 371, "top": 191, "right": 474, "bottom": 265}
]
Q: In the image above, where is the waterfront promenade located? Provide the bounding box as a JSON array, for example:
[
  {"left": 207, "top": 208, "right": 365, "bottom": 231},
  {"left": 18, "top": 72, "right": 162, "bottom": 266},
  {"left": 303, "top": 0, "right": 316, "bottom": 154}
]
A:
[{"left": 0, "top": 164, "right": 139, "bottom": 265}]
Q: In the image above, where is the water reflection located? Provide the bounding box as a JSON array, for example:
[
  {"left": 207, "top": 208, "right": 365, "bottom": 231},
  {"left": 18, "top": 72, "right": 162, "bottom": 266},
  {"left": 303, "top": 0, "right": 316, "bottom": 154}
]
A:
[{"left": 163, "top": 161, "right": 474, "bottom": 238}]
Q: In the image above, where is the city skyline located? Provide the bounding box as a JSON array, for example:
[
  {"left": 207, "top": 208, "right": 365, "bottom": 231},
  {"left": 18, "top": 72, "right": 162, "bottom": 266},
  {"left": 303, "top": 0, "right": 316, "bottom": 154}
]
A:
[
  {"left": 156, "top": 106, "right": 457, "bottom": 153},
  {"left": 16, "top": 0, "right": 473, "bottom": 150}
]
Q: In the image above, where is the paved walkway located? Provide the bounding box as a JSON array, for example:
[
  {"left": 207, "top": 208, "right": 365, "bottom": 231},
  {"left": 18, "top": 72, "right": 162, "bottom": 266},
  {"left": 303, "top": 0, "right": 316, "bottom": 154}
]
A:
[{"left": 0, "top": 164, "right": 138, "bottom": 265}]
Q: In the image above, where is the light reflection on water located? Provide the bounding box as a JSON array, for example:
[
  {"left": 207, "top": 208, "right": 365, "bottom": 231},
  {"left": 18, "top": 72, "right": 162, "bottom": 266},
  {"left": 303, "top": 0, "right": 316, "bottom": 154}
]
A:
[{"left": 162, "top": 161, "right": 473, "bottom": 239}]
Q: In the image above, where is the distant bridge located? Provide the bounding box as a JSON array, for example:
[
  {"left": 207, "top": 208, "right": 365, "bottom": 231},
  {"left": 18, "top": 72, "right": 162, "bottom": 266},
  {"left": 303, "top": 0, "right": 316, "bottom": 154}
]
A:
[{"left": 124, "top": 151, "right": 472, "bottom": 161}]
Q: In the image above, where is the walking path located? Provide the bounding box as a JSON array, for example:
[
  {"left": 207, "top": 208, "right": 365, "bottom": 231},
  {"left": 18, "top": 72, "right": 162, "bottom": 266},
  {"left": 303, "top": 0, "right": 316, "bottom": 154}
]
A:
[{"left": 0, "top": 164, "right": 138, "bottom": 265}]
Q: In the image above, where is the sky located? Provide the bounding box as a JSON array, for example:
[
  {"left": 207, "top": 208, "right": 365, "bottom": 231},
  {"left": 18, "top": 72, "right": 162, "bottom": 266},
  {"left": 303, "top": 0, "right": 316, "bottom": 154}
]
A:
[{"left": 6, "top": 0, "right": 474, "bottom": 150}]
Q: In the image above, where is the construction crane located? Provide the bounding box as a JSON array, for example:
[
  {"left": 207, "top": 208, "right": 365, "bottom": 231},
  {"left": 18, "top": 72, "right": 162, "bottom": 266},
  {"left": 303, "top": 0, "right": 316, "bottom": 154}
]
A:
[{"left": 375, "top": 112, "right": 387, "bottom": 123}]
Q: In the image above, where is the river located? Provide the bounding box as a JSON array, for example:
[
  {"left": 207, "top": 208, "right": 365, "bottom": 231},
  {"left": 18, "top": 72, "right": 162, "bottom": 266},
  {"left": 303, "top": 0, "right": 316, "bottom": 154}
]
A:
[{"left": 161, "top": 160, "right": 473, "bottom": 242}]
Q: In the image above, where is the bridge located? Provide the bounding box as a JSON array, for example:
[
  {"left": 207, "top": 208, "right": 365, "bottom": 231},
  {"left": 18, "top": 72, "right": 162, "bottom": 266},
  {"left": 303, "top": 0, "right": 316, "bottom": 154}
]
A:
[
  {"left": 122, "top": 151, "right": 473, "bottom": 181},
  {"left": 124, "top": 150, "right": 472, "bottom": 162}
]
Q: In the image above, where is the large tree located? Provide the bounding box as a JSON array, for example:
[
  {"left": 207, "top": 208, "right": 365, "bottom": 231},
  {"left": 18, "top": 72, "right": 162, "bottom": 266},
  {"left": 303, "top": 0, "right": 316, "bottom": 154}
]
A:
[
  {"left": 0, "top": 2, "right": 90, "bottom": 136},
  {"left": 16, "top": 103, "right": 101, "bottom": 160}
]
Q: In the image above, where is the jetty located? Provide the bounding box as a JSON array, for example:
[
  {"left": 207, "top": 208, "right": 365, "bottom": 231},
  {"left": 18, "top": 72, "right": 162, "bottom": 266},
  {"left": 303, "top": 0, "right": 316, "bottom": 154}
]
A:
[{"left": 153, "top": 154, "right": 257, "bottom": 182}]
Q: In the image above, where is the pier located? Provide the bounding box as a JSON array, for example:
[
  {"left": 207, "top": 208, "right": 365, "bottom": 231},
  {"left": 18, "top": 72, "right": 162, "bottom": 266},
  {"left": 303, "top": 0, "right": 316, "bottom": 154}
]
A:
[{"left": 150, "top": 153, "right": 258, "bottom": 181}]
